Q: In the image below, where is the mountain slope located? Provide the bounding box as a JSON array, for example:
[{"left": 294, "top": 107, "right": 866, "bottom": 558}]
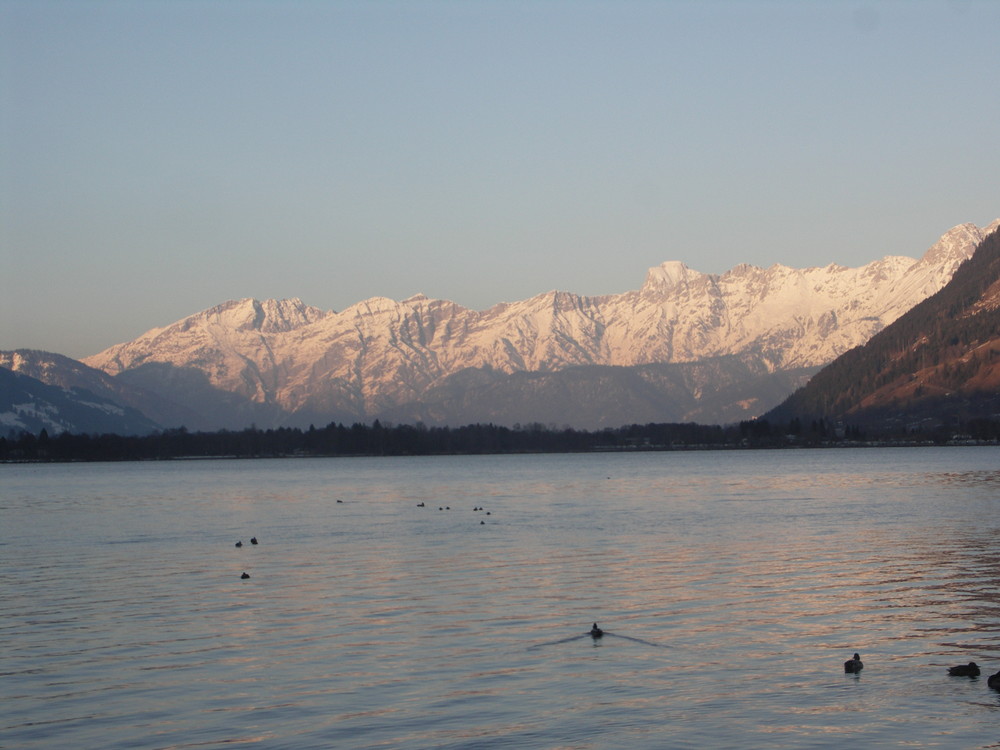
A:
[
  {"left": 79, "top": 221, "right": 997, "bottom": 429},
  {"left": 0, "top": 349, "right": 197, "bottom": 428},
  {"left": 0, "top": 365, "right": 161, "bottom": 436},
  {"left": 765, "top": 225, "right": 1000, "bottom": 428}
]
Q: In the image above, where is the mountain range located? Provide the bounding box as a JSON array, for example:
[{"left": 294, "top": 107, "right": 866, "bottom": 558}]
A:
[{"left": 2, "top": 220, "right": 997, "bottom": 434}]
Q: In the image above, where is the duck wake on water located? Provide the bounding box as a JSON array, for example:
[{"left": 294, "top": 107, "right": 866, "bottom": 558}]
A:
[{"left": 528, "top": 623, "right": 668, "bottom": 650}]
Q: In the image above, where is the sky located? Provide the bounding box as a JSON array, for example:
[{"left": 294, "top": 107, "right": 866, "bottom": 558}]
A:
[{"left": 2, "top": 0, "right": 998, "bottom": 359}]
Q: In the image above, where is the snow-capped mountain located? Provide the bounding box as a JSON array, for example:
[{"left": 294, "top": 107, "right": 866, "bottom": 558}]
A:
[{"left": 79, "top": 220, "right": 999, "bottom": 429}]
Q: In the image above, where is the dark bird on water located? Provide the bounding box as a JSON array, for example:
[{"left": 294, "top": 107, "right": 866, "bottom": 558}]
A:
[
  {"left": 988, "top": 671, "right": 1000, "bottom": 690},
  {"left": 844, "top": 653, "right": 864, "bottom": 673},
  {"left": 241, "top": 572, "right": 250, "bottom": 579},
  {"left": 250, "top": 537, "right": 258, "bottom": 545},
  {"left": 590, "top": 623, "right": 604, "bottom": 638},
  {"left": 947, "top": 662, "right": 980, "bottom": 677},
  {"left": 235, "top": 540, "right": 243, "bottom": 548}
]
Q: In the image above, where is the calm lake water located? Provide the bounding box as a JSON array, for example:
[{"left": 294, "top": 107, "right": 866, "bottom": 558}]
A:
[{"left": 3, "top": 447, "right": 1000, "bottom": 749}]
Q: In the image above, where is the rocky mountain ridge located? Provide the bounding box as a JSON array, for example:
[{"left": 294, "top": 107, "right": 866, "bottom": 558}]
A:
[{"left": 73, "top": 221, "right": 995, "bottom": 429}]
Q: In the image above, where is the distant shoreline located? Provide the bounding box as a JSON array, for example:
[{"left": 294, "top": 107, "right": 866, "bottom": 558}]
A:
[{"left": 2, "top": 428, "right": 994, "bottom": 465}]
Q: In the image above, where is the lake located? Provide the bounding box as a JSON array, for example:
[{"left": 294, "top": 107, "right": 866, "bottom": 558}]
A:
[{"left": 3, "top": 447, "right": 1000, "bottom": 748}]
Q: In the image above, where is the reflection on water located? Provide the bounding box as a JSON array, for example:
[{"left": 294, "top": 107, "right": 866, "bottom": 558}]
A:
[
  {"left": 3, "top": 447, "right": 1000, "bottom": 748},
  {"left": 930, "top": 469, "right": 1000, "bottom": 487}
]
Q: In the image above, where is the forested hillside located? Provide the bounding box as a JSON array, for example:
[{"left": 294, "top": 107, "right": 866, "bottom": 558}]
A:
[{"left": 767, "top": 227, "right": 1000, "bottom": 428}]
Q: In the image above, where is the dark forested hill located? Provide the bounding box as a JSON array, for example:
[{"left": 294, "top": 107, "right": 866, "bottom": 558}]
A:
[
  {"left": 0, "top": 366, "right": 161, "bottom": 436},
  {"left": 766, "top": 226, "right": 1000, "bottom": 431}
]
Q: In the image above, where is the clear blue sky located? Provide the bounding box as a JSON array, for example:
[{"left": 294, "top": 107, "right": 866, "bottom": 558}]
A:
[{"left": 2, "top": 0, "right": 998, "bottom": 358}]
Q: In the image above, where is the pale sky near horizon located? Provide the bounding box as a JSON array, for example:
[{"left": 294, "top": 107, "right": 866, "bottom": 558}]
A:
[{"left": 2, "top": 0, "right": 998, "bottom": 359}]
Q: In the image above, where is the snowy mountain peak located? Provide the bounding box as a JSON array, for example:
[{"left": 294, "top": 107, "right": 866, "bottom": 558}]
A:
[
  {"left": 721, "top": 263, "right": 762, "bottom": 279},
  {"left": 344, "top": 296, "right": 411, "bottom": 317},
  {"left": 204, "top": 297, "right": 327, "bottom": 333},
  {"left": 918, "top": 220, "right": 999, "bottom": 268},
  {"left": 163, "top": 297, "right": 328, "bottom": 336},
  {"left": 641, "top": 260, "right": 701, "bottom": 295}
]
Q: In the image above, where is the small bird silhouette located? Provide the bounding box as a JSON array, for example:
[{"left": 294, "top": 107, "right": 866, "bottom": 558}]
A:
[{"left": 844, "top": 653, "right": 863, "bottom": 673}]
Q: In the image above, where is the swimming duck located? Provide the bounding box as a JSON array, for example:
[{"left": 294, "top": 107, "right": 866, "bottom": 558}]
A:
[
  {"left": 590, "top": 623, "right": 604, "bottom": 638},
  {"left": 240, "top": 572, "right": 250, "bottom": 579},
  {"left": 947, "top": 662, "right": 980, "bottom": 677},
  {"left": 844, "top": 653, "right": 863, "bottom": 673},
  {"left": 235, "top": 540, "right": 243, "bottom": 548},
  {"left": 987, "top": 671, "right": 1000, "bottom": 690},
  {"left": 250, "top": 537, "right": 258, "bottom": 545}
]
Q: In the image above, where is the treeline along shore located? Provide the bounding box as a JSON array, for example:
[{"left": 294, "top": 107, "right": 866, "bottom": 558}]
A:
[{"left": 4, "top": 416, "right": 1000, "bottom": 462}]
